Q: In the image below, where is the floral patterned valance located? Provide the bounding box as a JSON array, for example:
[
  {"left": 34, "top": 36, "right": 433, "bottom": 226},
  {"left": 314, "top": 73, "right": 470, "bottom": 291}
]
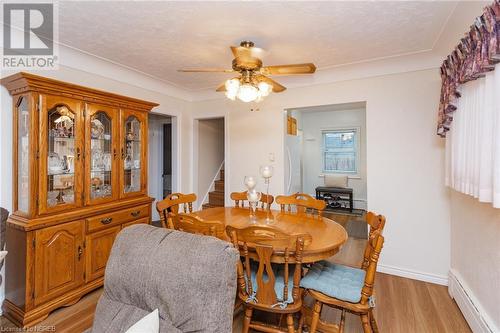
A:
[{"left": 437, "top": 0, "right": 500, "bottom": 137}]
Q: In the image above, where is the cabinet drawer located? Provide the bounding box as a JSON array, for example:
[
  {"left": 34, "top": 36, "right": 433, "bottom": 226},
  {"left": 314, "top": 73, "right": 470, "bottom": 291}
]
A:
[
  {"left": 122, "top": 217, "right": 150, "bottom": 229},
  {"left": 86, "top": 205, "right": 149, "bottom": 233}
]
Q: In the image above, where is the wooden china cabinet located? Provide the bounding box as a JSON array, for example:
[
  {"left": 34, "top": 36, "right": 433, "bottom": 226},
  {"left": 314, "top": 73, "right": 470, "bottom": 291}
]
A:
[{"left": 1, "top": 73, "right": 157, "bottom": 327}]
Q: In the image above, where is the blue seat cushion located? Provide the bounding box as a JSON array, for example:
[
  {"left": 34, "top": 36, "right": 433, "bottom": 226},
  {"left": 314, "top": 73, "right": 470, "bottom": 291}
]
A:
[
  {"left": 245, "top": 262, "right": 295, "bottom": 306},
  {"left": 300, "top": 261, "right": 366, "bottom": 303}
]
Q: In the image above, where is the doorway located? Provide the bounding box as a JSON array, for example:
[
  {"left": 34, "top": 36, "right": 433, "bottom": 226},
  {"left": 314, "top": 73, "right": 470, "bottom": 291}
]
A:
[
  {"left": 193, "top": 117, "right": 225, "bottom": 210},
  {"left": 285, "top": 102, "right": 368, "bottom": 239},
  {"left": 148, "top": 113, "right": 178, "bottom": 221}
]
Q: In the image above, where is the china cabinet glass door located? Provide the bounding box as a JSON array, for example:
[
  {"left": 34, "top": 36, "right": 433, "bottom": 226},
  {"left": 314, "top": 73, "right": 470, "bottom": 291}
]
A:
[
  {"left": 85, "top": 104, "right": 119, "bottom": 205},
  {"left": 15, "top": 95, "right": 31, "bottom": 215},
  {"left": 121, "top": 110, "right": 147, "bottom": 197},
  {"left": 39, "top": 95, "right": 83, "bottom": 214}
]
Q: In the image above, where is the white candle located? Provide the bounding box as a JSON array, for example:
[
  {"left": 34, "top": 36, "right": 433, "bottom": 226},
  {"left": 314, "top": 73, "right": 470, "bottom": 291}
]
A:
[{"left": 260, "top": 165, "right": 273, "bottom": 179}]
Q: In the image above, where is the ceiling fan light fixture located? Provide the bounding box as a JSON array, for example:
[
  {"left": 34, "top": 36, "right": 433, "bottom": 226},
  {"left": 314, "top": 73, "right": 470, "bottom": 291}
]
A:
[
  {"left": 225, "top": 90, "right": 237, "bottom": 101},
  {"left": 225, "top": 78, "right": 240, "bottom": 94},
  {"left": 258, "top": 81, "right": 272, "bottom": 97},
  {"left": 237, "top": 84, "right": 259, "bottom": 103}
]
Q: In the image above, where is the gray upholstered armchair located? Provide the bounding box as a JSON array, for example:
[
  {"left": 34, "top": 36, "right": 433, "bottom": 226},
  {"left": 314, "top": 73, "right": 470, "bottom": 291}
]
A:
[{"left": 89, "top": 224, "right": 238, "bottom": 333}]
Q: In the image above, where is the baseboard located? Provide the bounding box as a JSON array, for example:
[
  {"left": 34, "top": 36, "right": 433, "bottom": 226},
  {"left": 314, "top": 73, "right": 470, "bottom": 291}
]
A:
[
  {"left": 448, "top": 269, "right": 497, "bottom": 333},
  {"left": 377, "top": 264, "right": 448, "bottom": 286}
]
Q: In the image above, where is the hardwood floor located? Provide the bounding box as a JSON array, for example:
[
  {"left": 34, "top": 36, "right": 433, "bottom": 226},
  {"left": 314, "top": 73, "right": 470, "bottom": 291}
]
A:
[{"left": 0, "top": 237, "right": 471, "bottom": 333}]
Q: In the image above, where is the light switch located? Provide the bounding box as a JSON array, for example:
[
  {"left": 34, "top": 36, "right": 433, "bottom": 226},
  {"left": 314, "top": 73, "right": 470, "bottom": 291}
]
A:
[{"left": 269, "top": 153, "right": 275, "bottom": 162}]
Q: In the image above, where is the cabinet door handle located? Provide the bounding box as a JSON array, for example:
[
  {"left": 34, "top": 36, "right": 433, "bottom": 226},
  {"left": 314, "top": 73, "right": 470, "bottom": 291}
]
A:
[
  {"left": 131, "top": 211, "right": 140, "bottom": 217},
  {"left": 121, "top": 148, "right": 125, "bottom": 160},
  {"left": 113, "top": 148, "right": 117, "bottom": 160},
  {"left": 78, "top": 245, "right": 83, "bottom": 261},
  {"left": 101, "top": 217, "right": 113, "bottom": 224},
  {"left": 76, "top": 147, "right": 81, "bottom": 161}
]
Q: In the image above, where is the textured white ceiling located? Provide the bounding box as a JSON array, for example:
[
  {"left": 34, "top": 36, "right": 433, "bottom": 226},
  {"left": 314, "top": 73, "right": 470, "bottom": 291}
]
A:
[{"left": 59, "top": 1, "right": 457, "bottom": 91}]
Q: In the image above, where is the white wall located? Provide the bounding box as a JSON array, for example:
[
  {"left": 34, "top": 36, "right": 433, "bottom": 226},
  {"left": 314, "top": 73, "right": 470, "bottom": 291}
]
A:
[
  {"left": 196, "top": 118, "right": 224, "bottom": 207},
  {"left": 300, "top": 108, "right": 367, "bottom": 209},
  {"left": 449, "top": 191, "right": 500, "bottom": 331},
  {"left": 192, "top": 69, "right": 451, "bottom": 282}
]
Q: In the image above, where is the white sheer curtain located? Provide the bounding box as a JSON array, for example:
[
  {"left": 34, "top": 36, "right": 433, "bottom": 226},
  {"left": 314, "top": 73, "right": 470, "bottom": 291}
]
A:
[{"left": 445, "top": 68, "right": 500, "bottom": 208}]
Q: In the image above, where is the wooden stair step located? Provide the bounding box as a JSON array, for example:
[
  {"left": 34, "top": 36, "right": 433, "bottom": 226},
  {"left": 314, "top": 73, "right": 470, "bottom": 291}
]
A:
[
  {"left": 214, "top": 180, "right": 224, "bottom": 192},
  {"left": 208, "top": 191, "right": 224, "bottom": 206},
  {"left": 202, "top": 203, "right": 215, "bottom": 210}
]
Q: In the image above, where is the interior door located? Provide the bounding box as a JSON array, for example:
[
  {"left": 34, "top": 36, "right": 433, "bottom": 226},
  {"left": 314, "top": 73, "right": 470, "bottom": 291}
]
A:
[
  {"left": 163, "top": 123, "right": 172, "bottom": 198},
  {"left": 120, "top": 109, "right": 148, "bottom": 198},
  {"left": 34, "top": 220, "right": 85, "bottom": 305},
  {"left": 85, "top": 103, "right": 119, "bottom": 205},
  {"left": 39, "top": 95, "right": 84, "bottom": 215}
]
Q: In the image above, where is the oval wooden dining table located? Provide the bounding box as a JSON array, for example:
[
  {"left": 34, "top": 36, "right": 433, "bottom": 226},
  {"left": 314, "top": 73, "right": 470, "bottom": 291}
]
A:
[{"left": 192, "top": 207, "right": 348, "bottom": 263}]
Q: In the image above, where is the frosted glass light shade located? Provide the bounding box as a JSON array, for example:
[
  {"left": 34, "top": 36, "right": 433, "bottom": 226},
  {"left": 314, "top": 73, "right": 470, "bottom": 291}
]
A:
[
  {"left": 258, "top": 81, "right": 272, "bottom": 96},
  {"left": 237, "top": 84, "right": 259, "bottom": 102},
  {"left": 225, "top": 78, "right": 240, "bottom": 94}
]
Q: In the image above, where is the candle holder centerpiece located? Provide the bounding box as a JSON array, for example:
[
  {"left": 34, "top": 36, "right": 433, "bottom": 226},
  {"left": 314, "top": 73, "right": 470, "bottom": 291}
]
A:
[
  {"left": 244, "top": 176, "right": 261, "bottom": 222},
  {"left": 259, "top": 165, "right": 274, "bottom": 223}
]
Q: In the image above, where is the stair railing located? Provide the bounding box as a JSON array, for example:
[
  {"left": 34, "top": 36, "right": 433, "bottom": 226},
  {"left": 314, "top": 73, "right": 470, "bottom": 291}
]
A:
[{"left": 199, "top": 160, "right": 225, "bottom": 210}]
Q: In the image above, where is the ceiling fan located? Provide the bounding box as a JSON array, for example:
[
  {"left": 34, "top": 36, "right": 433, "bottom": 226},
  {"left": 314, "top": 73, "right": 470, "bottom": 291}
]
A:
[{"left": 178, "top": 41, "right": 316, "bottom": 103}]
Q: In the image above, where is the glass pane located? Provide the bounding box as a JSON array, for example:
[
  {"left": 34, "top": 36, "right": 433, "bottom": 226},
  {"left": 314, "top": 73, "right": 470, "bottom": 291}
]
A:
[
  {"left": 124, "top": 116, "right": 141, "bottom": 193},
  {"left": 324, "top": 152, "right": 357, "bottom": 173},
  {"left": 18, "top": 97, "right": 29, "bottom": 213},
  {"left": 324, "top": 131, "right": 356, "bottom": 150},
  {"left": 90, "top": 112, "right": 112, "bottom": 200},
  {"left": 47, "top": 105, "right": 76, "bottom": 207}
]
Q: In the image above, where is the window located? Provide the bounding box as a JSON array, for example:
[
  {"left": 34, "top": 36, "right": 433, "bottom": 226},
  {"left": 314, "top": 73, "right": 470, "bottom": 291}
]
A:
[{"left": 323, "top": 129, "right": 358, "bottom": 174}]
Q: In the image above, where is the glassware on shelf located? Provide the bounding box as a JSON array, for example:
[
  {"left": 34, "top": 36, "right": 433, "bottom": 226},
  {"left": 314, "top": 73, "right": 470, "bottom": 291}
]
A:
[
  {"left": 89, "top": 112, "right": 113, "bottom": 200},
  {"left": 123, "top": 116, "right": 141, "bottom": 194},
  {"left": 48, "top": 152, "right": 63, "bottom": 174},
  {"left": 47, "top": 191, "right": 59, "bottom": 207},
  {"left": 91, "top": 118, "right": 105, "bottom": 139},
  {"left": 50, "top": 106, "right": 74, "bottom": 138}
]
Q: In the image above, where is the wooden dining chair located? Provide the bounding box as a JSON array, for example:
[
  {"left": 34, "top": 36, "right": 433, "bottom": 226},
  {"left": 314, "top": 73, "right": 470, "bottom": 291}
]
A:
[
  {"left": 300, "top": 229, "right": 385, "bottom": 333},
  {"left": 155, "top": 192, "right": 197, "bottom": 229},
  {"left": 172, "top": 213, "right": 225, "bottom": 238},
  {"left": 230, "top": 190, "right": 274, "bottom": 210},
  {"left": 362, "top": 212, "right": 386, "bottom": 269},
  {"left": 275, "top": 193, "right": 326, "bottom": 217},
  {"left": 226, "top": 225, "right": 310, "bottom": 333}
]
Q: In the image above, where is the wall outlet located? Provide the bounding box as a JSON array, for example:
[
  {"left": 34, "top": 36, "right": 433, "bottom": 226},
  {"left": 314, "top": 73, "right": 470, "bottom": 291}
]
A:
[{"left": 269, "top": 153, "right": 275, "bottom": 162}]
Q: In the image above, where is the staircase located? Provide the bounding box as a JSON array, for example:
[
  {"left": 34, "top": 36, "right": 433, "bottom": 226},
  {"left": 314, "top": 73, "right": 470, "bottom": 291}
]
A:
[{"left": 202, "top": 168, "right": 225, "bottom": 209}]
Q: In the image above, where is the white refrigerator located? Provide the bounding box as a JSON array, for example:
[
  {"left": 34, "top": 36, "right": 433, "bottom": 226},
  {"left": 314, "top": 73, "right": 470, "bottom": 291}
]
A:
[{"left": 284, "top": 134, "right": 302, "bottom": 194}]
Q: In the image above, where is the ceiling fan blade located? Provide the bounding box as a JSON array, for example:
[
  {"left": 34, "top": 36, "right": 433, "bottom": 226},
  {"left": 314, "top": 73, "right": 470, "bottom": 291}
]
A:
[
  {"left": 216, "top": 81, "right": 226, "bottom": 92},
  {"left": 256, "top": 75, "right": 286, "bottom": 93},
  {"left": 177, "top": 68, "right": 234, "bottom": 73},
  {"left": 260, "top": 63, "right": 316, "bottom": 75},
  {"left": 230, "top": 46, "right": 265, "bottom": 60}
]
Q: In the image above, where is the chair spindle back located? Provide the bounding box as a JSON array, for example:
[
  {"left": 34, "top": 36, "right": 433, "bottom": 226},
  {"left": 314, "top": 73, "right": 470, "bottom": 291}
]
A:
[
  {"left": 275, "top": 193, "right": 326, "bottom": 217},
  {"left": 155, "top": 193, "right": 197, "bottom": 229},
  {"left": 226, "top": 225, "right": 308, "bottom": 309},
  {"left": 360, "top": 230, "right": 384, "bottom": 305},
  {"left": 173, "top": 213, "right": 224, "bottom": 238},
  {"left": 361, "top": 212, "right": 386, "bottom": 270},
  {"left": 230, "top": 191, "right": 274, "bottom": 210}
]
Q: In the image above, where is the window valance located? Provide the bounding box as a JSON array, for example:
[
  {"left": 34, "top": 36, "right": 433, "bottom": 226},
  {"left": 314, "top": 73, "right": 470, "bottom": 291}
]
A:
[{"left": 437, "top": 1, "right": 500, "bottom": 137}]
